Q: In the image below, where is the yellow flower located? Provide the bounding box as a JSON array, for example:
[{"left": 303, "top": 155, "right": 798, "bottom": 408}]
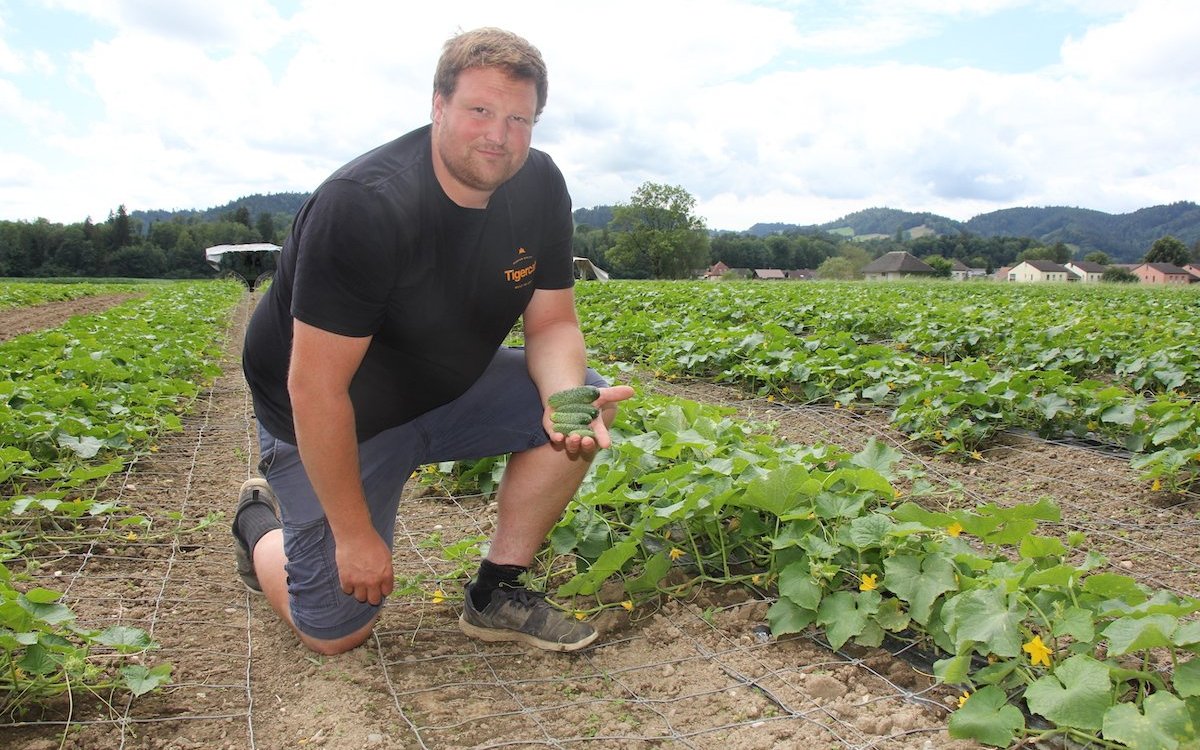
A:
[
  {"left": 1023, "top": 635, "right": 1053, "bottom": 667},
  {"left": 124, "top": 531, "right": 138, "bottom": 541},
  {"left": 970, "top": 450, "right": 983, "bottom": 461},
  {"left": 767, "top": 394, "right": 775, "bottom": 402},
  {"left": 957, "top": 691, "right": 971, "bottom": 709},
  {"left": 751, "top": 575, "right": 761, "bottom": 585},
  {"left": 431, "top": 589, "right": 446, "bottom": 604},
  {"left": 669, "top": 547, "right": 685, "bottom": 561},
  {"left": 946, "top": 522, "right": 964, "bottom": 537},
  {"left": 859, "top": 573, "right": 878, "bottom": 592},
  {"left": 620, "top": 600, "right": 633, "bottom": 611},
  {"left": 834, "top": 401, "right": 843, "bottom": 409},
  {"left": 574, "top": 611, "right": 587, "bottom": 621},
  {"left": 1152, "top": 478, "right": 1162, "bottom": 492}
]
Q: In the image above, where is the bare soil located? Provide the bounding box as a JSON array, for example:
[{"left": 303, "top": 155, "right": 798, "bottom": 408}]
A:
[
  {"left": 4, "top": 288, "right": 1196, "bottom": 749},
  {"left": 0, "top": 294, "right": 142, "bottom": 342}
]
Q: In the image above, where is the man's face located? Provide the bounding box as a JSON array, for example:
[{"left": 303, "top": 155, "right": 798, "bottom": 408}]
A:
[{"left": 431, "top": 66, "right": 538, "bottom": 207}]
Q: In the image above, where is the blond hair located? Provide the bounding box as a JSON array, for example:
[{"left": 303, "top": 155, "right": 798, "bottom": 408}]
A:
[{"left": 434, "top": 27, "right": 548, "bottom": 117}]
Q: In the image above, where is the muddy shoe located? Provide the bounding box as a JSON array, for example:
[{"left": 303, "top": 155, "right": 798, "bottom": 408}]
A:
[
  {"left": 459, "top": 582, "right": 597, "bottom": 652},
  {"left": 232, "top": 477, "right": 278, "bottom": 594}
]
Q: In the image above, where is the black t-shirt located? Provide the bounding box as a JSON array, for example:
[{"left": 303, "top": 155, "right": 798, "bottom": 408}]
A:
[{"left": 243, "top": 125, "right": 575, "bottom": 443}]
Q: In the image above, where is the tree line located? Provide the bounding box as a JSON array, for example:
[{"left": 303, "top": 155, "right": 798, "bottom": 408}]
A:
[
  {"left": 0, "top": 205, "right": 281, "bottom": 279},
  {"left": 4, "top": 185, "right": 1197, "bottom": 282},
  {"left": 575, "top": 184, "right": 1200, "bottom": 280}
]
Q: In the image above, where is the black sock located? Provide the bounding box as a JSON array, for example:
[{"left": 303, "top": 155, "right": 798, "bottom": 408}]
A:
[
  {"left": 471, "top": 559, "right": 527, "bottom": 609},
  {"left": 234, "top": 498, "right": 281, "bottom": 555}
]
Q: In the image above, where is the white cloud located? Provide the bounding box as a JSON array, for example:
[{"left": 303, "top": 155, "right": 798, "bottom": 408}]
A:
[{"left": 4, "top": 0, "right": 1199, "bottom": 230}]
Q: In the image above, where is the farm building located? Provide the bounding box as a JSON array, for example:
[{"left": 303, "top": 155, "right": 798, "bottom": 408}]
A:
[
  {"left": 1065, "top": 260, "right": 1107, "bottom": 283},
  {"left": 1132, "top": 262, "right": 1193, "bottom": 284},
  {"left": 861, "top": 251, "right": 936, "bottom": 281},
  {"left": 1006, "top": 260, "right": 1072, "bottom": 282}
]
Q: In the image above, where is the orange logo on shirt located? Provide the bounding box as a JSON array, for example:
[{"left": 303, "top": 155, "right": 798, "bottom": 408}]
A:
[{"left": 504, "top": 247, "right": 536, "bottom": 288}]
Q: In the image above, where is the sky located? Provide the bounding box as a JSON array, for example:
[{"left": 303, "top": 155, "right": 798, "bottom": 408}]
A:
[{"left": 1, "top": 0, "right": 1198, "bottom": 231}]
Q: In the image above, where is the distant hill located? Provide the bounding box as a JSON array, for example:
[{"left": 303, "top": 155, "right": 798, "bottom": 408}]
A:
[
  {"left": 748, "top": 201, "right": 1200, "bottom": 262},
  {"left": 132, "top": 192, "right": 310, "bottom": 227},
  {"left": 131, "top": 195, "right": 1198, "bottom": 263}
]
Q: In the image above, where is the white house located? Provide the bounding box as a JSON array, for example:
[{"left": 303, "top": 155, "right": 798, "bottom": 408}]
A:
[
  {"left": 1064, "top": 261, "right": 1106, "bottom": 283},
  {"left": 1007, "top": 260, "right": 1072, "bottom": 283}
]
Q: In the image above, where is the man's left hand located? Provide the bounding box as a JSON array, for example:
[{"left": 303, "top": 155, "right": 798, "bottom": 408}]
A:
[{"left": 546, "top": 384, "right": 635, "bottom": 458}]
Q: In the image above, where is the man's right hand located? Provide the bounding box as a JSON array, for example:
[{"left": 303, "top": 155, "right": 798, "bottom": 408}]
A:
[{"left": 335, "top": 528, "right": 394, "bottom": 606}]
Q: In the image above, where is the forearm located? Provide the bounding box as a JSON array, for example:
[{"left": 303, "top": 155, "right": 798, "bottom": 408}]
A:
[
  {"left": 291, "top": 387, "right": 372, "bottom": 539},
  {"left": 523, "top": 320, "right": 588, "bottom": 401}
]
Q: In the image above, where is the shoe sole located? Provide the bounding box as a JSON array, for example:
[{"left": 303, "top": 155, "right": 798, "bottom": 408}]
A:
[{"left": 458, "top": 615, "right": 598, "bottom": 652}]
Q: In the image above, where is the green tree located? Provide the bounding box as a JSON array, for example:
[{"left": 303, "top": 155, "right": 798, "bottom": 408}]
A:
[
  {"left": 1144, "top": 235, "right": 1189, "bottom": 266},
  {"left": 815, "top": 256, "right": 858, "bottom": 280},
  {"left": 1102, "top": 266, "right": 1138, "bottom": 283},
  {"left": 230, "top": 205, "right": 252, "bottom": 229},
  {"left": 108, "top": 204, "right": 133, "bottom": 251},
  {"left": 256, "top": 212, "right": 275, "bottom": 243},
  {"left": 606, "top": 183, "right": 710, "bottom": 279},
  {"left": 923, "top": 254, "right": 953, "bottom": 278},
  {"left": 1083, "top": 251, "right": 1110, "bottom": 265}
]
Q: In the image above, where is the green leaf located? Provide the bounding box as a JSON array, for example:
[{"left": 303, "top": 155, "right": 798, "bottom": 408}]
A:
[
  {"left": 1152, "top": 419, "right": 1195, "bottom": 446},
  {"left": 558, "top": 538, "right": 638, "bottom": 597},
  {"left": 850, "top": 438, "right": 902, "bottom": 480},
  {"left": 1019, "top": 534, "right": 1066, "bottom": 559},
  {"left": 778, "top": 562, "right": 822, "bottom": 611},
  {"left": 1102, "top": 692, "right": 1198, "bottom": 750},
  {"left": 1174, "top": 659, "right": 1200, "bottom": 698},
  {"left": 883, "top": 553, "right": 958, "bottom": 626},
  {"left": 18, "top": 643, "right": 62, "bottom": 675},
  {"left": 816, "top": 590, "right": 880, "bottom": 650},
  {"left": 95, "top": 625, "right": 154, "bottom": 652},
  {"left": 120, "top": 663, "right": 172, "bottom": 697},
  {"left": 767, "top": 597, "right": 817, "bottom": 636},
  {"left": 741, "top": 464, "right": 819, "bottom": 516},
  {"left": 1084, "top": 572, "right": 1148, "bottom": 603},
  {"left": 845, "top": 513, "right": 894, "bottom": 551},
  {"left": 933, "top": 651, "right": 973, "bottom": 684},
  {"left": 22, "top": 587, "right": 64, "bottom": 604},
  {"left": 1052, "top": 606, "right": 1096, "bottom": 644},
  {"left": 1101, "top": 403, "right": 1136, "bottom": 426},
  {"left": 1025, "top": 654, "right": 1112, "bottom": 732},
  {"left": 948, "top": 685, "right": 1025, "bottom": 747},
  {"left": 1103, "top": 614, "right": 1178, "bottom": 657},
  {"left": 946, "top": 588, "right": 1026, "bottom": 658}
]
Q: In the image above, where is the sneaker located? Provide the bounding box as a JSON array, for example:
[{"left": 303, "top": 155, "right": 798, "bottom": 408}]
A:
[
  {"left": 459, "top": 582, "right": 598, "bottom": 652},
  {"left": 232, "top": 477, "right": 278, "bottom": 595}
]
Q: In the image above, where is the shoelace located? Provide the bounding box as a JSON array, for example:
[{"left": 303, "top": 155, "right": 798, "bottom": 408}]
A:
[{"left": 498, "top": 586, "right": 547, "bottom": 609}]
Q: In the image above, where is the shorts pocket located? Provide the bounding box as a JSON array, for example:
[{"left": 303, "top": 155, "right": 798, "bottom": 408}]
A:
[{"left": 282, "top": 518, "right": 342, "bottom": 614}]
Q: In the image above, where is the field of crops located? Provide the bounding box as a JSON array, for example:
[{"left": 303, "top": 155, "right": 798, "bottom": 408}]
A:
[
  {"left": 2, "top": 277, "right": 1198, "bottom": 749},
  {"left": 564, "top": 280, "right": 1200, "bottom": 747}
]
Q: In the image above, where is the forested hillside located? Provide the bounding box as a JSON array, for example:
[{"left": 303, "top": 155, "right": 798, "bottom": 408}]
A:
[{"left": 746, "top": 201, "right": 1200, "bottom": 262}]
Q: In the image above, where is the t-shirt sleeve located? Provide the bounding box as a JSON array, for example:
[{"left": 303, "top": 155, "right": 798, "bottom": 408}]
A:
[
  {"left": 534, "top": 155, "right": 576, "bottom": 290},
  {"left": 290, "top": 179, "right": 401, "bottom": 337}
]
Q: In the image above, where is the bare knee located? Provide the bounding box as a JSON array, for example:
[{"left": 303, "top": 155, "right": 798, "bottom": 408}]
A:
[{"left": 297, "top": 617, "right": 376, "bottom": 655}]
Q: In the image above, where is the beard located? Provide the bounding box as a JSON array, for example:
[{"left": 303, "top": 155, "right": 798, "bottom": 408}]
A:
[{"left": 435, "top": 138, "right": 528, "bottom": 195}]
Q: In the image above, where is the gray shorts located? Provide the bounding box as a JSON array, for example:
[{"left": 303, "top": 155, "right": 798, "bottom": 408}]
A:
[{"left": 255, "top": 346, "right": 608, "bottom": 640}]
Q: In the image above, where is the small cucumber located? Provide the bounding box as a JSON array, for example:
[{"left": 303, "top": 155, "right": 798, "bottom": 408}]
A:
[
  {"left": 551, "top": 411, "right": 593, "bottom": 426},
  {"left": 548, "top": 385, "right": 600, "bottom": 408},
  {"left": 568, "top": 428, "right": 596, "bottom": 439},
  {"left": 551, "top": 403, "right": 599, "bottom": 420}
]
